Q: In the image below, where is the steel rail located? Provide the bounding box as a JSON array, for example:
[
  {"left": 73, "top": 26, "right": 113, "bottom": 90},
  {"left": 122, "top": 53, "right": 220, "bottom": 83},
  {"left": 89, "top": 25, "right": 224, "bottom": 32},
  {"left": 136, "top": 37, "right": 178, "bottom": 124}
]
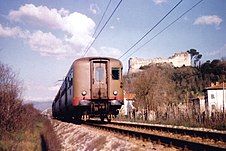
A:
[
  {"left": 84, "top": 122, "right": 226, "bottom": 151},
  {"left": 110, "top": 121, "right": 226, "bottom": 142}
]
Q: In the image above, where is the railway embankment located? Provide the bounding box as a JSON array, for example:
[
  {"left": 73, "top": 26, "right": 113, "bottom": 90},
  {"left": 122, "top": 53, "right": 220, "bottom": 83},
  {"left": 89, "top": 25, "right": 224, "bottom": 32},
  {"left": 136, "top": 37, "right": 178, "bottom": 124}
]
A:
[{"left": 51, "top": 119, "right": 176, "bottom": 151}]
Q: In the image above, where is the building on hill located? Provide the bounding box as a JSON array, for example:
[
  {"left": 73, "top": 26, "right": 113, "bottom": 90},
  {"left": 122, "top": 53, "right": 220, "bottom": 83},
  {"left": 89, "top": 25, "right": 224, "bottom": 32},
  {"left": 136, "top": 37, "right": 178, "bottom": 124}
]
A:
[{"left": 128, "top": 52, "right": 191, "bottom": 74}]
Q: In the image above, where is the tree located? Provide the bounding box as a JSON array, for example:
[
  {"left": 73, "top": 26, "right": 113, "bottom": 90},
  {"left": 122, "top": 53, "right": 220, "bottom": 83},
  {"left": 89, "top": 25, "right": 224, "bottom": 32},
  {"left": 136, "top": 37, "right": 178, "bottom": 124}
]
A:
[
  {"left": 194, "top": 54, "right": 202, "bottom": 67},
  {"left": 134, "top": 64, "right": 176, "bottom": 112},
  {"left": 221, "top": 57, "right": 226, "bottom": 61},
  {"left": 0, "top": 63, "right": 19, "bottom": 130},
  {"left": 200, "top": 59, "right": 226, "bottom": 84},
  {"left": 172, "top": 66, "right": 202, "bottom": 102},
  {"left": 187, "top": 49, "right": 202, "bottom": 67},
  {"left": 0, "top": 62, "right": 44, "bottom": 132}
]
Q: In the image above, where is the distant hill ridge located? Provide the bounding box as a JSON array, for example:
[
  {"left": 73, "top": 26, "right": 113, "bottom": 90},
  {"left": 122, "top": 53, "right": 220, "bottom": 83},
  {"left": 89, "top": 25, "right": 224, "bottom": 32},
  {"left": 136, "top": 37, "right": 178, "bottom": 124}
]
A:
[{"left": 24, "top": 101, "right": 52, "bottom": 111}]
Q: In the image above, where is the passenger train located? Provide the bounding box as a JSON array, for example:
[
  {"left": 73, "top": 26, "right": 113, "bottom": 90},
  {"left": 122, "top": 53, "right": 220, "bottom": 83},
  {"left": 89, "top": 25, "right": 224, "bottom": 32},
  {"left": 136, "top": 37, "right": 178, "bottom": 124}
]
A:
[{"left": 52, "top": 57, "right": 124, "bottom": 122}]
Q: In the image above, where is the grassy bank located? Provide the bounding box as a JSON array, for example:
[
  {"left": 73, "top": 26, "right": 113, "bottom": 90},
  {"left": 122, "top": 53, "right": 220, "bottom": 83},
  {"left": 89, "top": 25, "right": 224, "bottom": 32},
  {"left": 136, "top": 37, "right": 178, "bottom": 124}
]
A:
[
  {"left": 0, "top": 63, "right": 60, "bottom": 151},
  {"left": 0, "top": 122, "right": 42, "bottom": 150},
  {"left": 0, "top": 118, "right": 60, "bottom": 151}
]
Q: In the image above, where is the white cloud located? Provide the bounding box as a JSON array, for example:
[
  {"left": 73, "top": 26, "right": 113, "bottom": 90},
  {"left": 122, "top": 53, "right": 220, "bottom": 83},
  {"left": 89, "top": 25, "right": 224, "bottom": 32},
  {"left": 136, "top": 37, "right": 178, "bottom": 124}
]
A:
[
  {"left": 90, "top": 46, "right": 122, "bottom": 58},
  {"left": 3, "top": 4, "right": 124, "bottom": 59},
  {"left": 28, "top": 30, "right": 76, "bottom": 58},
  {"left": 194, "top": 15, "right": 223, "bottom": 26},
  {"left": 9, "top": 4, "right": 63, "bottom": 29},
  {"left": 58, "top": 8, "right": 70, "bottom": 17},
  {"left": 0, "top": 24, "right": 74, "bottom": 58},
  {"left": 8, "top": 4, "right": 95, "bottom": 35},
  {"left": 0, "top": 24, "right": 22, "bottom": 37},
  {"left": 153, "top": 0, "right": 167, "bottom": 5},
  {"left": 62, "top": 12, "right": 95, "bottom": 47},
  {"left": 89, "top": 4, "right": 100, "bottom": 14},
  {"left": 7, "top": 4, "right": 96, "bottom": 58}
]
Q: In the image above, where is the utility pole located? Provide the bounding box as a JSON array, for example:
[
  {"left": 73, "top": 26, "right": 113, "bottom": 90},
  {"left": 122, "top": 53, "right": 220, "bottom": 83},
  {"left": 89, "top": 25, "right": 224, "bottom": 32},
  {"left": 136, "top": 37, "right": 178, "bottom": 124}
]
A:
[{"left": 223, "top": 81, "right": 225, "bottom": 119}]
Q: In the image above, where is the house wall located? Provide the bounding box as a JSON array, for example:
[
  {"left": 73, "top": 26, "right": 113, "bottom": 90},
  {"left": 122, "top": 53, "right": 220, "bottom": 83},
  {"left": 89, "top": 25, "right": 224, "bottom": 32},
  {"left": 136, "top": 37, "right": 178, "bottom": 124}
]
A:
[
  {"left": 206, "top": 89, "right": 226, "bottom": 114},
  {"left": 199, "top": 98, "right": 206, "bottom": 113}
]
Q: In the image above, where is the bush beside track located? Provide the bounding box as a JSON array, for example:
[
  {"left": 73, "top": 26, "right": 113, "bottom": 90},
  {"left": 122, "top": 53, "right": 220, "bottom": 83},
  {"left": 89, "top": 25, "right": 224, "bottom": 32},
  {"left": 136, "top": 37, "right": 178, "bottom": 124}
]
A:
[{"left": 0, "top": 62, "right": 60, "bottom": 151}]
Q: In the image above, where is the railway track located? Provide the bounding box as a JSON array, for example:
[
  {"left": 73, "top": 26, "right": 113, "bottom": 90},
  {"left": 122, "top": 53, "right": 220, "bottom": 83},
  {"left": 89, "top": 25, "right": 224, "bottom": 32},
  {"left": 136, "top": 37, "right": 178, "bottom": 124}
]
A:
[
  {"left": 111, "top": 121, "right": 226, "bottom": 142},
  {"left": 84, "top": 120, "right": 226, "bottom": 151}
]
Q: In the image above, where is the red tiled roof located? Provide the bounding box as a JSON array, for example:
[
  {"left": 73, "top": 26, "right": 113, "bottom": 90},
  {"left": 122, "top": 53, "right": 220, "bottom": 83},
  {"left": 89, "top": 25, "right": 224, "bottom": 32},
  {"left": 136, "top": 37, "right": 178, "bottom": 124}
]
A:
[
  {"left": 204, "top": 82, "right": 226, "bottom": 90},
  {"left": 124, "top": 93, "right": 136, "bottom": 100}
]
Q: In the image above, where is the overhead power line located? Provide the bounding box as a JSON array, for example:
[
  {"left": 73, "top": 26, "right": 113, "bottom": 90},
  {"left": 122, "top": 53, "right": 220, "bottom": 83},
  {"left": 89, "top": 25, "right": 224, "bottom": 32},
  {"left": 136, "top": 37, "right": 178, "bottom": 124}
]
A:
[
  {"left": 83, "top": 0, "right": 112, "bottom": 54},
  {"left": 123, "top": 0, "right": 204, "bottom": 60},
  {"left": 118, "top": 0, "right": 183, "bottom": 60},
  {"left": 93, "top": 0, "right": 112, "bottom": 37},
  {"left": 83, "top": 0, "right": 123, "bottom": 57}
]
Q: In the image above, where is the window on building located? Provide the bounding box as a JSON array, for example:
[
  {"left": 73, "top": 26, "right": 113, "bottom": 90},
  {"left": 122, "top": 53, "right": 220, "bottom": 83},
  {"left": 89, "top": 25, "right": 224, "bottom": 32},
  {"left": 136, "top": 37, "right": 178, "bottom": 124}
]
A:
[
  {"left": 96, "top": 67, "right": 104, "bottom": 82},
  {"left": 211, "top": 94, "right": 215, "bottom": 99},
  {"left": 112, "top": 68, "right": 120, "bottom": 80}
]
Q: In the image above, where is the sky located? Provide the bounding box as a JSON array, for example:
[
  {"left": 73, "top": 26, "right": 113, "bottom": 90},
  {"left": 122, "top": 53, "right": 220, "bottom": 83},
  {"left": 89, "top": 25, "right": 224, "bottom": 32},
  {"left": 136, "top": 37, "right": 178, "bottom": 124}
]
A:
[{"left": 0, "top": 0, "right": 225, "bottom": 103}]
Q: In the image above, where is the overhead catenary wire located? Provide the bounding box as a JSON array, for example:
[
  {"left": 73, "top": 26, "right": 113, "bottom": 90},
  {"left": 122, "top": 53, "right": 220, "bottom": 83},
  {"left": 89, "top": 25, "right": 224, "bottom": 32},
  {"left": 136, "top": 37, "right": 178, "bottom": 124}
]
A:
[
  {"left": 118, "top": 0, "right": 183, "bottom": 60},
  {"left": 83, "top": 0, "right": 123, "bottom": 57},
  {"left": 93, "top": 0, "right": 112, "bottom": 37},
  {"left": 83, "top": 0, "right": 112, "bottom": 54},
  {"left": 123, "top": 0, "right": 204, "bottom": 61}
]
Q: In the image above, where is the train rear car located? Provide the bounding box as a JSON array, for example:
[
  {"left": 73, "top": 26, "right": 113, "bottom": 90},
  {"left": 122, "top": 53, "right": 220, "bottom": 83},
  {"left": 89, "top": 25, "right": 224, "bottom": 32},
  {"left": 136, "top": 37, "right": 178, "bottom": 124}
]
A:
[{"left": 52, "top": 57, "right": 123, "bottom": 121}]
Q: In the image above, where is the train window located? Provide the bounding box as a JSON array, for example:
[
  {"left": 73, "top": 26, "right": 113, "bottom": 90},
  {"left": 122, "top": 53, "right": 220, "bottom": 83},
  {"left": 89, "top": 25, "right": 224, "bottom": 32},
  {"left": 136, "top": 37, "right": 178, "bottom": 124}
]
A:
[
  {"left": 70, "top": 78, "right": 73, "bottom": 87},
  {"left": 112, "top": 68, "right": 120, "bottom": 80},
  {"left": 96, "top": 67, "right": 104, "bottom": 81}
]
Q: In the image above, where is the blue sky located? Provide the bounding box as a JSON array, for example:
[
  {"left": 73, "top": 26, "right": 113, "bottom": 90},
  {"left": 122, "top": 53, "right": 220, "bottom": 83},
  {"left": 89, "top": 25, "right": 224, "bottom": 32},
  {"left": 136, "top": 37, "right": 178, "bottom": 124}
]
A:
[{"left": 0, "top": 0, "right": 225, "bottom": 103}]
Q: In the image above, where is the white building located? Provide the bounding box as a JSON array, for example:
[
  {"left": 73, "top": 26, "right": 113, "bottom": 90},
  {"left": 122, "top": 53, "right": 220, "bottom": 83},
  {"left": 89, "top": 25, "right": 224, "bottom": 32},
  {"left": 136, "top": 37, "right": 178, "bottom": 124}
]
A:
[
  {"left": 120, "top": 92, "right": 136, "bottom": 117},
  {"left": 203, "top": 82, "right": 226, "bottom": 116}
]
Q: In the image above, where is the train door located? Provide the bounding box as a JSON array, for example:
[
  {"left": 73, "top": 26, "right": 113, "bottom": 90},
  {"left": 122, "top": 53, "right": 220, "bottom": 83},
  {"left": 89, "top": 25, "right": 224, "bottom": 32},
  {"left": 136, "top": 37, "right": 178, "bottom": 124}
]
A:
[{"left": 91, "top": 60, "right": 108, "bottom": 99}]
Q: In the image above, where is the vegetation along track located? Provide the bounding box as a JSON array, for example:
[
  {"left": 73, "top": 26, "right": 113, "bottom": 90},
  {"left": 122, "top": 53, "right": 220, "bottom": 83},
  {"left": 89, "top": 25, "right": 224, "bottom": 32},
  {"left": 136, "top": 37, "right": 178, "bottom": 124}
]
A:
[{"left": 84, "top": 120, "right": 226, "bottom": 151}]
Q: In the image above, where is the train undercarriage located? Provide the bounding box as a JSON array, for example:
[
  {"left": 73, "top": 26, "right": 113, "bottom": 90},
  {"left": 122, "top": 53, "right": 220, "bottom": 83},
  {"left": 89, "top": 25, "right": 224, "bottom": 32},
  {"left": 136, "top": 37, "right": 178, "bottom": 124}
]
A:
[
  {"left": 79, "top": 99, "right": 123, "bottom": 122},
  {"left": 53, "top": 100, "right": 123, "bottom": 122}
]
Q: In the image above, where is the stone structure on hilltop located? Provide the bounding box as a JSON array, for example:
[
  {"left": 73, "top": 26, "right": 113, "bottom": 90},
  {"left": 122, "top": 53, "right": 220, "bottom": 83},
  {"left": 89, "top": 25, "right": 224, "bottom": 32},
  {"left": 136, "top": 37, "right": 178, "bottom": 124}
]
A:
[{"left": 128, "top": 52, "right": 191, "bottom": 74}]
